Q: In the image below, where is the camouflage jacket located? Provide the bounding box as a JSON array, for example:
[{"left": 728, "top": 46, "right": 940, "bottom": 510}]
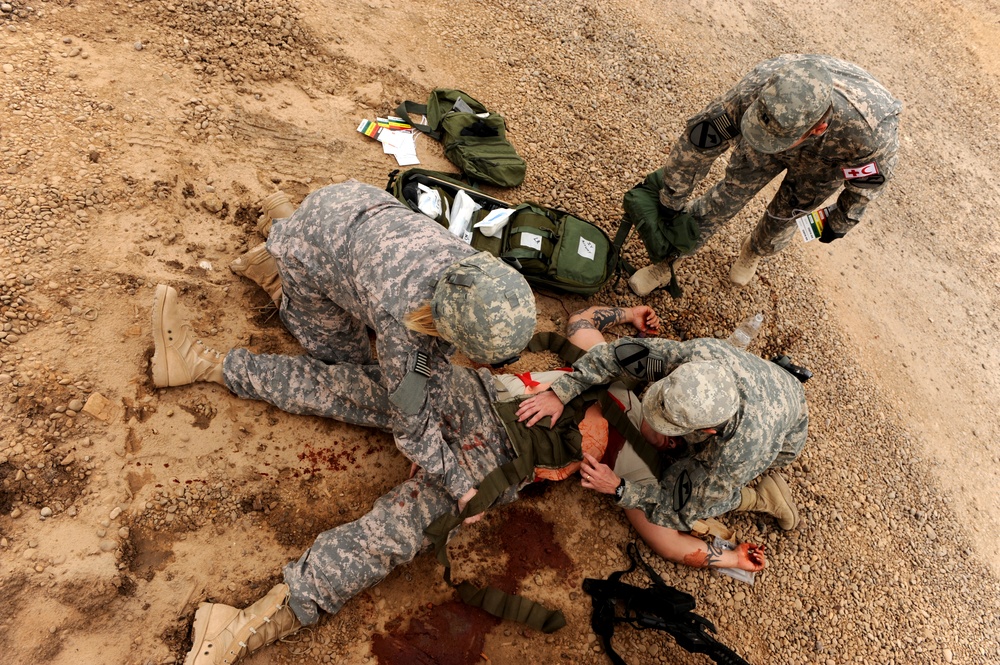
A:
[
  {"left": 283, "top": 181, "right": 480, "bottom": 500},
  {"left": 682, "top": 54, "right": 902, "bottom": 234},
  {"left": 549, "top": 338, "right": 809, "bottom": 530}
]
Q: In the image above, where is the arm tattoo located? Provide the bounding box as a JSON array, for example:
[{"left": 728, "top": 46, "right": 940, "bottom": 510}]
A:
[
  {"left": 704, "top": 541, "right": 724, "bottom": 568},
  {"left": 566, "top": 318, "right": 597, "bottom": 337},
  {"left": 590, "top": 307, "right": 627, "bottom": 331}
]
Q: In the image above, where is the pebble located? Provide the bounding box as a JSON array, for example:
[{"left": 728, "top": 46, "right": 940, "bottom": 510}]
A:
[
  {"left": 109, "top": 507, "right": 122, "bottom": 520},
  {"left": 98, "top": 540, "right": 117, "bottom": 553},
  {"left": 40, "top": 507, "right": 52, "bottom": 518}
]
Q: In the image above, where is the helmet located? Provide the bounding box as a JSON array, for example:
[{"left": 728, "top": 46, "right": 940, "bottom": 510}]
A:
[
  {"left": 741, "top": 58, "right": 833, "bottom": 154},
  {"left": 431, "top": 252, "right": 536, "bottom": 364},
  {"left": 641, "top": 360, "right": 740, "bottom": 436}
]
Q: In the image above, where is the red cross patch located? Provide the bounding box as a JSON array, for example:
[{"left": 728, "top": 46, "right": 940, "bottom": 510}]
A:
[{"left": 842, "top": 161, "right": 879, "bottom": 180}]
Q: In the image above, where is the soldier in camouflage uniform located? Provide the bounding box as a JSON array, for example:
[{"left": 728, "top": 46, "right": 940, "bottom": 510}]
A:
[
  {"left": 152, "top": 180, "right": 536, "bottom": 509},
  {"left": 630, "top": 53, "right": 903, "bottom": 295},
  {"left": 516, "top": 336, "right": 808, "bottom": 533},
  {"left": 160, "top": 299, "right": 770, "bottom": 663}
]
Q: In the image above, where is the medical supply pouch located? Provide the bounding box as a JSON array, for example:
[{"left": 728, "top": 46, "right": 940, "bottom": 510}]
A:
[
  {"left": 396, "top": 89, "right": 527, "bottom": 187},
  {"left": 387, "top": 168, "right": 625, "bottom": 295}
]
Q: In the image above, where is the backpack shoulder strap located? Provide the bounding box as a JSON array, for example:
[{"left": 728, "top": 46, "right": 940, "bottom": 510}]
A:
[{"left": 394, "top": 100, "right": 439, "bottom": 139}]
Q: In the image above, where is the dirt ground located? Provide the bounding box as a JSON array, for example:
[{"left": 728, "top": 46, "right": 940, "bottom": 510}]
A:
[{"left": 1, "top": 0, "right": 999, "bottom": 664}]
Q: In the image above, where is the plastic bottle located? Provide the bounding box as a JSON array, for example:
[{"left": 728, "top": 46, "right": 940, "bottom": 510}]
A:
[{"left": 726, "top": 312, "right": 763, "bottom": 350}]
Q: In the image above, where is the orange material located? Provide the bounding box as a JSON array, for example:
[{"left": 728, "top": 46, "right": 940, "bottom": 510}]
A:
[{"left": 534, "top": 403, "right": 608, "bottom": 481}]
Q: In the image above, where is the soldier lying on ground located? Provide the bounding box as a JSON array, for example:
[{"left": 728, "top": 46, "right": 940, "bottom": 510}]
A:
[
  {"left": 515, "top": 319, "right": 809, "bottom": 566},
  {"left": 151, "top": 294, "right": 771, "bottom": 665},
  {"left": 153, "top": 180, "right": 536, "bottom": 524},
  {"left": 629, "top": 53, "right": 902, "bottom": 295}
]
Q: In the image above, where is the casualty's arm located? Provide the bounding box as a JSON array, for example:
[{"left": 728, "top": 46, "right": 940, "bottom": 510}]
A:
[{"left": 625, "top": 509, "right": 765, "bottom": 572}]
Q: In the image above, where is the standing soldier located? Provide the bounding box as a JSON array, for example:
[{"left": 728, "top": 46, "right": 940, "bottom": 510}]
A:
[
  {"left": 629, "top": 54, "right": 902, "bottom": 295},
  {"left": 151, "top": 179, "right": 537, "bottom": 517}
]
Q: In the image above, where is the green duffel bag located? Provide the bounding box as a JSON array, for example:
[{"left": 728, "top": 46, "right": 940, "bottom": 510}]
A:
[
  {"left": 396, "top": 89, "right": 527, "bottom": 188},
  {"left": 621, "top": 167, "right": 701, "bottom": 298},
  {"left": 386, "top": 168, "right": 627, "bottom": 295}
]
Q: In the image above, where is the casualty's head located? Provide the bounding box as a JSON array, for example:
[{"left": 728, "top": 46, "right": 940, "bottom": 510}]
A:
[
  {"left": 426, "top": 252, "right": 536, "bottom": 365},
  {"left": 741, "top": 58, "right": 834, "bottom": 154},
  {"left": 641, "top": 360, "right": 740, "bottom": 436}
]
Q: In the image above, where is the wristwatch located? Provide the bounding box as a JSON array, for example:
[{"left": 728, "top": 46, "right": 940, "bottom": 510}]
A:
[{"left": 614, "top": 479, "right": 626, "bottom": 502}]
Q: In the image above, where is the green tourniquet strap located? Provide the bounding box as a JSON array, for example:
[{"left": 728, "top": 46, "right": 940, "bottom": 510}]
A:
[
  {"left": 597, "top": 392, "right": 662, "bottom": 473},
  {"left": 525, "top": 331, "right": 586, "bottom": 366},
  {"left": 457, "top": 582, "right": 567, "bottom": 632},
  {"left": 394, "top": 100, "right": 438, "bottom": 139}
]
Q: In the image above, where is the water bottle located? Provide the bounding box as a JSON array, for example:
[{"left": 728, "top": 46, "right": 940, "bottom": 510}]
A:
[{"left": 727, "top": 312, "right": 763, "bottom": 350}]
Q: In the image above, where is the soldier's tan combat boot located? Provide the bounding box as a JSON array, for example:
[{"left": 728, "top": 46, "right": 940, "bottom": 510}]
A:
[
  {"left": 729, "top": 238, "right": 761, "bottom": 287},
  {"left": 151, "top": 284, "right": 226, "bottom": 387},
  {"left": 257, "top": 191, "right": 296, "bottom": 238},
  {"left": 737, "top": 473, "right": 799, "bottom": 530},
  {"left": 184, "top": 583, "right": 302, "bottom": 665},
  {"left": 628, "top": 259, "right": 676, "bottom": 297},
  {"left": 230, "top": 243, "right": 283, "bottom": 305}
]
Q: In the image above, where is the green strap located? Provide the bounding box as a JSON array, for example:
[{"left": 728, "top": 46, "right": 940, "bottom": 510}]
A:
[
  {"left": 525, "top": 331, "right": 586, "bottom": 366},
  {"left": 612, "top": 215, "right": 636, "bottom": 276},
  {"left": 394, "top": 100, "right": 439, "bottom": 139},
  {"left": 503, "top": 247, "right": 545, "bottom": 262},
  {"left": 664, "top": 258, "right": 683, "bottom": 299},
  {"left": 597, "top": 392, "right": 663, "bottom": 473}
]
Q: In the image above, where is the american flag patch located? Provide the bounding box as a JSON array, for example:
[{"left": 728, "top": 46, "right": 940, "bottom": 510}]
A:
[{"left": 413, "top": 352, "right": 431, "bottom": 378}]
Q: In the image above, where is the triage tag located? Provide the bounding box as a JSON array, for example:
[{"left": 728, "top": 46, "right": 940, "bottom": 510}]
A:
[
  {"left": 578, "top": 237, "right": 596, "bottom": 260},
  {"left": 356, "top": 119, "right": 382, "bottom": 141},
  {"left": 795, "top": 208, "right": 828, "bottom": 242}
]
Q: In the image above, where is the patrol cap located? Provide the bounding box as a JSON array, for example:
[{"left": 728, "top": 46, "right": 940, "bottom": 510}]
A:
[
  {"left": 740, "top": 59, "right": 833, "bottom": 154},
  {"left": 432, "top": 252, "right": 536, "bottom": 365},
  {"left": 641, "top": 360, "right": 739, "bottom": 436}
]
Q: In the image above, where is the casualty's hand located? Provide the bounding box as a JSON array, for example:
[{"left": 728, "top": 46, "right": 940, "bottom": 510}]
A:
[
  {"left": 627, "top": 306, "right": 660, "bottom": 335},
  {"left": 734, "top": 543, "right": 767, "bottom": 572},
  {"left": 458, "top": 488, "right": 483, "bottom": 525},
  {"left": 409, "top": 462, "right": 420, "bottom": 479},
  {"left": 515, "top": 390, "right": 564, "bottom": 427},
  {"left": 580, "top": 452, "right": 620, "bottom": 495}
]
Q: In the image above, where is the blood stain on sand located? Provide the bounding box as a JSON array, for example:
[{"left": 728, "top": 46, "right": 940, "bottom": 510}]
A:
[{"left": 372, "top": 504, "right": 572, "bottom": 665}]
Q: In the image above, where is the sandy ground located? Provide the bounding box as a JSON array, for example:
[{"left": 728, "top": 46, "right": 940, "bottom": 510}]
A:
[{"left": 1, "top": 0, "right": 998, "bottom": 664}]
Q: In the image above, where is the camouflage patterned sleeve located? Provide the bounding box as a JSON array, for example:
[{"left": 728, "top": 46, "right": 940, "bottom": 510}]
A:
[
  {"left": 829, "top": 115, "right": 901, "bottom": 234},
  {"left": 378, "top": 327, "right": 475, "bottom": 501},
  {"left": 660, "top": 62, "right": 773, "bottom": 209},
  {"left": 618, "top": 446, "right": 743, "bottom": 531},
  {"left": 549, "top": 337, "right": 688, "bottom": 404}
]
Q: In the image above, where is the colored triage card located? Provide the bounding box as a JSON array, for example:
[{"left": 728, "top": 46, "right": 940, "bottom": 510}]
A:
[
  {"left": 356, "top": 119, "right": 382, "bottom": 141},
  {"left": 376, "top": 116, "right": 413, "bottom": 131},
  {"left": 796, "top": 208, "right": 827, "bottom": 242}
]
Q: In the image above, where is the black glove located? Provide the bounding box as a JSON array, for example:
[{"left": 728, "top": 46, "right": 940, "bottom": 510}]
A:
[{"left": 818, "top": 221, "right": 846, "bottom": 244}]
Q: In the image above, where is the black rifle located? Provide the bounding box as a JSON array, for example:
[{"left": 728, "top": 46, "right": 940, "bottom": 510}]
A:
[{"left": 582, "top": 543, "right": 751, "bottom": 665}]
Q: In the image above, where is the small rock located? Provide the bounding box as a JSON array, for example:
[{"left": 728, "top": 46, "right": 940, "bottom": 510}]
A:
[
  {"left": 10, "top": 507, "right": 22, "bottom": 519},
  {"left": 98, "top": 540, "right": 117, "bottom": 552},
  {"left": 40, "top": 507, "right": 53, "bottom": 518},
  {"left": 109, "top": 507, "right": 122, "bottom": 520},
  {"left": 134, "top": 41, "right": 144, "bottom": 51},
  {"left": 2, "top": 64, "right": 13, "bottom": 75}
]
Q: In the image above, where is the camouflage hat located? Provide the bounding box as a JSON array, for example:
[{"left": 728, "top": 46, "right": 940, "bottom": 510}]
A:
[
  {"left": 432, "top": 252, "right": 536, "bottom": 364},
  {"left": 641, "top": 361, "right": 739, "bottom": 436},
  {"left": 740, "top": 59, "right": 833, "bottom": 154}
]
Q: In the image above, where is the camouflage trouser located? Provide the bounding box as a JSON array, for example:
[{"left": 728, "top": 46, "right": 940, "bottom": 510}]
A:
[
  {"left": 223, "top": 351, "right": 393, "bottom": 430},
  {"left": 283, "top": 469, "right": 498, "bottom": 625},
  {"left": 223, "top": 350, "right": 516, "bottom": 626},
  {"left": 662, "top": 136, "right": 843, "bottom": 257},
  {"left": 268, "top": 240, "right": 372, "bottom": 365}
]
